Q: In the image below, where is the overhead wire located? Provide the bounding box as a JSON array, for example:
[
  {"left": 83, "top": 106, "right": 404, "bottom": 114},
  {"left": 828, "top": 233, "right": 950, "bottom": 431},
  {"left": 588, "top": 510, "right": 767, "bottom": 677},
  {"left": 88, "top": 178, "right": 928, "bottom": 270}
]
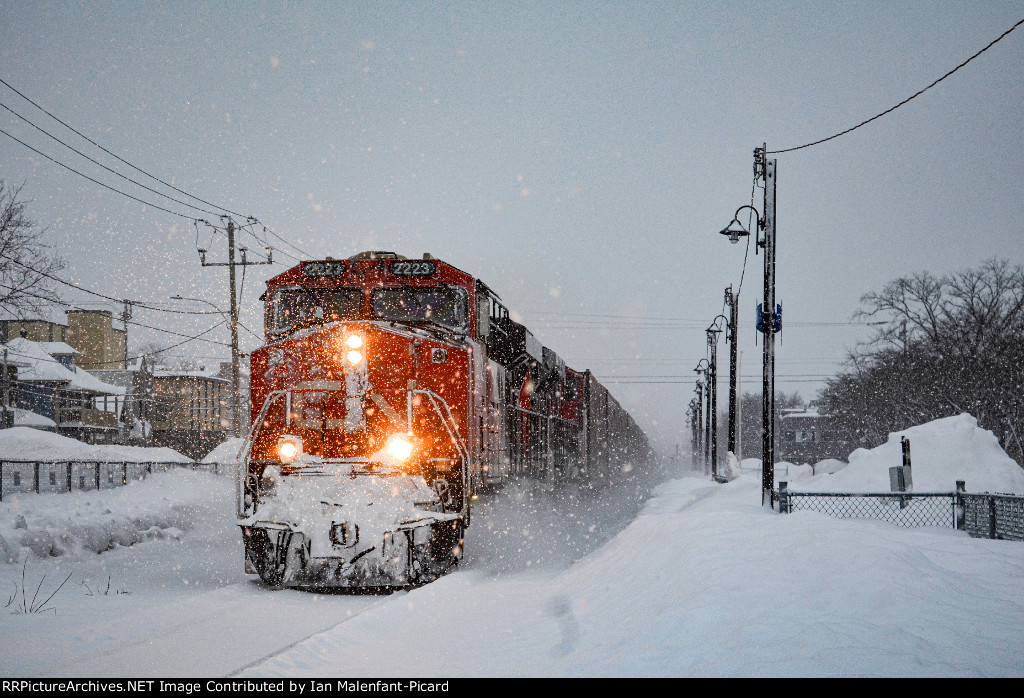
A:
[
  {"left": 0, "top": 252, "right": 221, "bottom": 315},
  {"left": 0, "top": 126, "right": 200, "bottom": 220},
  {"left": 0, "top": 78, "right": 323, "bottom": 266},
  {"left": 0, "top": 282, "right": 235, "bottom": 350},
  {"left": 769, "top": 15, "right": 1024, "bottom": 154},
  {"left": 0, "top": 100, "right": 224, "bottom": 219},
  {"left": 0, "top": 76, "right": 249, "bottom": 219}
]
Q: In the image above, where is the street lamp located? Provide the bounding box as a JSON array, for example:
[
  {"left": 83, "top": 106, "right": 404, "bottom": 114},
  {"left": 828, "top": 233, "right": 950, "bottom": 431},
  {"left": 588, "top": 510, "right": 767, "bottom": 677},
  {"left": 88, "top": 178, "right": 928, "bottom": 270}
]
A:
[
  {"left": 171, "top": 294, "right": 243, "bottom": 439},
  {"left": 694, "top": 358, "right": 710, "bottom": 474},
  {"left": 707, "top": 316, "right": 727, "bottom": 482},
  {"left": 717, "top": 204, "right": 764, "bottom": 244},
  {"left": 717, "top": 145, "right": 777, "bottom": 507}
]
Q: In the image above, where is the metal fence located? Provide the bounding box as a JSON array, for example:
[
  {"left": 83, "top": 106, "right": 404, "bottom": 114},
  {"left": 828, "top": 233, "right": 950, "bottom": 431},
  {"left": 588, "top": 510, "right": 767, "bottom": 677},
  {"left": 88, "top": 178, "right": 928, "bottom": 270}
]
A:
[
  {"left": 0, "top": 459, "right": 233, "bottom": 501},
  {"left": 962, "top": 493, "right": 1024, "bottom": 541},
  {"left": 779, "top": 481, "right": 1024, "bottom": 541},
  {"left": 778, "top": 484, "right": 957, "bottom": 528}
]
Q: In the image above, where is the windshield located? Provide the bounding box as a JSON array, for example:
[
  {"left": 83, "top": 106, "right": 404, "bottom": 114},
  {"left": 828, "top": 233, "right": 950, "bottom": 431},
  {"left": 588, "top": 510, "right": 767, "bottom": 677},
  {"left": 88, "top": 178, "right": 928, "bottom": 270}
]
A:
[
  {"left": 270, "top": 287, "right": 364, "bottom": 333},
  {"left": 371, "top": 285, "right": 468, "bottom": 331}
]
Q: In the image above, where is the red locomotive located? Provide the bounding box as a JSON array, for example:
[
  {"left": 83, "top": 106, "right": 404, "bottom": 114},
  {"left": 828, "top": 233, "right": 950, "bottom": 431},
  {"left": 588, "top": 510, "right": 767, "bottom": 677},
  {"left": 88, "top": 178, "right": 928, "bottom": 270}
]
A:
[{"left": 237, "top": 251, "right": 652, "bottom": 588}]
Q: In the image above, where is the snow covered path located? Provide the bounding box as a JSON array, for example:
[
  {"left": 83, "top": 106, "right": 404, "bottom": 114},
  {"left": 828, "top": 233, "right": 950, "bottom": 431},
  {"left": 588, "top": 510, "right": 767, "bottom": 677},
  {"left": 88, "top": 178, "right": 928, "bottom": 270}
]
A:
[
  {"left": 11, "top": 583, "right": 384, "bottom": 677},
  {"left": 242, "top": 473, "right": 1024, "bottom": 677},
  {"left": 1, "top": 434, "right": 1022, "bottom": 677}
]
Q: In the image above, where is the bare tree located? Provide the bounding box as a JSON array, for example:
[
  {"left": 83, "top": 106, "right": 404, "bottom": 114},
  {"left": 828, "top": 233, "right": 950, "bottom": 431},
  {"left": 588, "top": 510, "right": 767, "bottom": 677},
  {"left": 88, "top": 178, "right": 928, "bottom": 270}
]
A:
[
  {"left": 822, "top": 259, "right": 1024, "bottom": 464},
  {"left": 0, "top": 181, "right": 66, "bottom": 318}
]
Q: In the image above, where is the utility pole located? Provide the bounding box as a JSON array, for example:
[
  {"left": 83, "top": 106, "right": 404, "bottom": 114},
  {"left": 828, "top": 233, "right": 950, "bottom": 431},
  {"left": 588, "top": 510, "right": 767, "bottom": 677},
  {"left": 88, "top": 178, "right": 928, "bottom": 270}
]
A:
[
  {"left": 695, "top": 380, "right": 704, "bottom": 471},
  {"left": 757, "top": 145, "right": 778, "bottom": 508},
  {"left": 703, "top": 372, "right": 712, "bottom": 475},
  {"left": 199, "top": 217, "right": 272, "bottom": 438},
  {"left": 725, "top": 286, "right": 739, "bottom": 461},
  {"left": 707, "top": 325, "right": 721, "bottom": 480},
  {"left": 121, "top": 300, "right": 132, "bottom": 369},
  {"left": 2, "top": 347, "right": 10, "bottom": 429}
]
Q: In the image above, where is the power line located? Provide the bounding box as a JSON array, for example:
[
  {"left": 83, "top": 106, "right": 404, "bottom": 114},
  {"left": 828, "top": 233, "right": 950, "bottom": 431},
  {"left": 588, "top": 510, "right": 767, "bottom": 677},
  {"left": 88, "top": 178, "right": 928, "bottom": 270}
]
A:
[
  {"left": 770, "top": 16, "right": 1024, "bottom": 154},
  {"left": 0, "top": 78, "right": 322, "bottom": 264},
  {"left": 0, "top": 252, "right": 221, "bottom": 315},
  {"left": 0, "top": 282, "right": 235, "bottom": 350},
  {"left": 0, "top": 76, "right": 249, "bottom": 220},
  {"left": 0, "top": 126, "right": 198, "bottom": 220},
  {"left": 0, "top": 100, "right": 223, "bottom": 218}
]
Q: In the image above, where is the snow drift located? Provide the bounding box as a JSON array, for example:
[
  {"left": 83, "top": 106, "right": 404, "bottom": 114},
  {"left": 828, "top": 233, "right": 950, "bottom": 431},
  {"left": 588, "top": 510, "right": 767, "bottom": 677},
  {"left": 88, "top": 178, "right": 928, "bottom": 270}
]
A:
[{"left": 794, "top": 413, "right": 1024, "bottom": 494}]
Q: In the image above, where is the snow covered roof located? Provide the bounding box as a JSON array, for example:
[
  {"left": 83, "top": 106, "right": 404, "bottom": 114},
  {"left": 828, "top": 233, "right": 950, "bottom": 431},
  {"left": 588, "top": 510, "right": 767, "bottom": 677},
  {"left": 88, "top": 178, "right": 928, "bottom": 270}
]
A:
[
  {"left": 36, "top": 341, "right": 80, "bottom": 356},
  {"left": 5, "top": 337, "right": 124, "bottom": 395},
  {"left": 153, "top": 365, "right": 230, "bottom": 382},
  {"left": 781, "top": 407, "right": 826, "bottom": 419},
  {"left": 0, "top": 304, "right": 69, "bottom": 326},
  {"left": 13, "top": 407, "right": 56, "bottom": 429}
]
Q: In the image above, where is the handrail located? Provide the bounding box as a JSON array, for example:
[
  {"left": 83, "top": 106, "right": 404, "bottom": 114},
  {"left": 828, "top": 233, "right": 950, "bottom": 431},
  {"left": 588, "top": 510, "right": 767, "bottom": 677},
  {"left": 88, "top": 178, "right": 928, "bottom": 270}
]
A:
[
  {"left": 412, "top": 388, "right": 471, "bottom": 515},
  {"left": 236, "top": 389, "right": 289, "bottom": 517}
]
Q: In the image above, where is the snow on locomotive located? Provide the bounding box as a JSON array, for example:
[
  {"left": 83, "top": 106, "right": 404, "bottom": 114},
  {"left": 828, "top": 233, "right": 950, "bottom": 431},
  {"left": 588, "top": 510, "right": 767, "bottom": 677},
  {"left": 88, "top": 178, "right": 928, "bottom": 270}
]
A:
[{"left": 237, "top": 251, "right": 652, "bottom": 588}]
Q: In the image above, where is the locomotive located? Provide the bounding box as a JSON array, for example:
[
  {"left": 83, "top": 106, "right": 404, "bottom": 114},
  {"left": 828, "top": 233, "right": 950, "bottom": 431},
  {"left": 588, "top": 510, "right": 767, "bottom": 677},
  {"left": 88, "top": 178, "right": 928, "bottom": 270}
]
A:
[{"left": 237, "top": 251, "right": 652, "bottom": 588}]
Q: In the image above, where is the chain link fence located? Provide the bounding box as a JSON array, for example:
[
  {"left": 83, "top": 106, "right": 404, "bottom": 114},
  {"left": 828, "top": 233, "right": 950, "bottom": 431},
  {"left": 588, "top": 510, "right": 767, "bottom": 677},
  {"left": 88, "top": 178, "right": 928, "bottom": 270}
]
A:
[
  {"left": 0, "top": 459, "right": 233, "bottom": 501},
  {"left": 778, "top": 481, "right": 1024, "bottom": 541},
  {"left": 778, "top": 484, "right": 957, "bottom": 528},
  {"left": 962, "top": 493, "right": 1024, "bottom": 541}
]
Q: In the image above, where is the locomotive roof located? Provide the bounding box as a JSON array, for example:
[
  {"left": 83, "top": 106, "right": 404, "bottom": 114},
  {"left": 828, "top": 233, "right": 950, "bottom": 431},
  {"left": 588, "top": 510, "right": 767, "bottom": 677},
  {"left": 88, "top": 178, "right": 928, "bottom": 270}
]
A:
[{"left": 263, "top": 251, "right": 477, "bottom": 292}]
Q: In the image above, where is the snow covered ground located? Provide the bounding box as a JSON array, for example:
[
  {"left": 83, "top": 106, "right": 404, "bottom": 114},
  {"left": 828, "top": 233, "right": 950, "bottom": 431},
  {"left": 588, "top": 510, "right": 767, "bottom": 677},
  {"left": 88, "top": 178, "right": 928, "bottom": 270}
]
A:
[{"left": 0, "top": 414, "right": 1021, "bottom": 677}]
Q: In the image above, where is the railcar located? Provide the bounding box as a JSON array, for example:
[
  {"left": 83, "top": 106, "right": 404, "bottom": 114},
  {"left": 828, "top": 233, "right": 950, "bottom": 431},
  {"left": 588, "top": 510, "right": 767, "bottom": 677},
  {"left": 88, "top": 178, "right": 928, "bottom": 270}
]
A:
[{"left": 237, "top": 251, "right": 652, "bottom": 588}]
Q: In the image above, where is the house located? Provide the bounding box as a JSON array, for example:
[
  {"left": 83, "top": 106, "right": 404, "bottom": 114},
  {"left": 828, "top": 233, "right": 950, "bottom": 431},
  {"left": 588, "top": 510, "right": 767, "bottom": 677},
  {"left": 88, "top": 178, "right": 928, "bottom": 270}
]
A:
[
  {"left": 779, "top": 405, "right": 854, "bottom": 464},
  {"left": 4, "top": 336, "right": 125, "bottom": 444},
  {"left": 0, "top": 305, "right": 70, "bottom": 343},
  {"left": 150, "top": 364, "right": 232, "bottom": 460},
  {"left": 90, "top": 356, "right": 156, "bottom": 446},
  {"left": 66, "top": 308, "right": 127, "bottom": 370}
]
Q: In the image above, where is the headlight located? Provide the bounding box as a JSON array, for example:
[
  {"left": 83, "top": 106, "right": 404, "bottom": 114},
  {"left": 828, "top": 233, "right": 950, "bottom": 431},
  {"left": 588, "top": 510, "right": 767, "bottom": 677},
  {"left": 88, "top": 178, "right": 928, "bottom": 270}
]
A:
[
  {"left": 342, "top": 332, "right": 365, "bottom": 365},
  {"left": 385, "top": 433, "right": 415, "bottom": 461},
  {"left": 277, "top": 435, "right": 302, "bottom": 463}
]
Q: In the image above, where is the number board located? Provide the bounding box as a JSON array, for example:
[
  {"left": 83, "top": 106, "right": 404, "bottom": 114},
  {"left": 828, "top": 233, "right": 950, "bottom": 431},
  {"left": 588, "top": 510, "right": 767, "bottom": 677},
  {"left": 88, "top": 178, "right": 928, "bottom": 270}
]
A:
[
  {"left": 387, "top": 260, "right": 438, "bottom": 278},
  {"left": 303, "top": 261, "right": 348, "bottom": 278}
]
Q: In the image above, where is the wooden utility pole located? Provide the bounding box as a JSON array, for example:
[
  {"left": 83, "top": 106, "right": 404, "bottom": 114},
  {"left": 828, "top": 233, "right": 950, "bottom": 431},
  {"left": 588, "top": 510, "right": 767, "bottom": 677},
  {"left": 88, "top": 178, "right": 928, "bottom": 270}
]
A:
[{"left": 199, "top": 218, "right": 272, "bottom": 438}]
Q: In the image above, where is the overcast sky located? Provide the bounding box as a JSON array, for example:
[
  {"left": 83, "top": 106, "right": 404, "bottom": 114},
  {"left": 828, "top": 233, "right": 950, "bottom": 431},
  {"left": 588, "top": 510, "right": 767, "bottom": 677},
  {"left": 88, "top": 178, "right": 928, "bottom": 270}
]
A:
[{"left": 1, "top": 1, "right": 1022, "bottom": 452}]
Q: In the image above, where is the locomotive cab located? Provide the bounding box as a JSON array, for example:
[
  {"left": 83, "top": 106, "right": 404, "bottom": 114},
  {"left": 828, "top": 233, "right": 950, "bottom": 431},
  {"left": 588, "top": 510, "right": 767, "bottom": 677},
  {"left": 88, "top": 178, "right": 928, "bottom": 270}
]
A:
[{"left": 237, "top": 252, "right": 493, "bottom": 588}]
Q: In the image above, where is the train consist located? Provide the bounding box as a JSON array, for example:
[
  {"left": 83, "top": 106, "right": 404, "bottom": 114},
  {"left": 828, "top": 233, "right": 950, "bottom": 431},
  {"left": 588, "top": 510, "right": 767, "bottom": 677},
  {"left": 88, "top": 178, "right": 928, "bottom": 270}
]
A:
[{"left": 237, "top": 251, "right": 652, "bottom": 588}]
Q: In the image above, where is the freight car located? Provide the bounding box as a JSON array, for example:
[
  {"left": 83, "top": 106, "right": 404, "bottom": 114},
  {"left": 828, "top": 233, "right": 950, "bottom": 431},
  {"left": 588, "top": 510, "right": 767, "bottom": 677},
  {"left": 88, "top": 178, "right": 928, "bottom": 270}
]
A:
[{"left": 237, "top": 251, "right": 652, "bottom": 588}]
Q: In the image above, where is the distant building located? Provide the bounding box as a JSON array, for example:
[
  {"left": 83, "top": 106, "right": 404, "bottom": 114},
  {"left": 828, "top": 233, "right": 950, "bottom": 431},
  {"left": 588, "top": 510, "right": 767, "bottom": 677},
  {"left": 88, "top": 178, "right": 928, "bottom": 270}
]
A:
[
  {"left": 90, "top": 357, "right": 156, "bottom": 446},
  {"left": 779, "top": 405, "right": 854, "bottom": 464},
  {"left": 0, "top": 305, "right": 69, "bottom": 343},
  {"left": 4, "top": 337, "right": 125, "bottom": 443},
  {"left": 150, "top": 365, "right": 232, "bottom": 460},
  {"left": 66, "top": 309, "right": 127, "bottom": 370}
]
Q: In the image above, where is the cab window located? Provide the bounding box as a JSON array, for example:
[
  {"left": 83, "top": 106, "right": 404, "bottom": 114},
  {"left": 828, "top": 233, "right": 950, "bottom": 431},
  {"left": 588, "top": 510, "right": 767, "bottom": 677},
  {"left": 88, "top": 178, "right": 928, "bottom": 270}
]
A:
[
  {"left": 270, "top": 287, "right": 364, "bottom": 333},
  {"left": 371, "top": 285, "right": 468, "bottom": 332}
]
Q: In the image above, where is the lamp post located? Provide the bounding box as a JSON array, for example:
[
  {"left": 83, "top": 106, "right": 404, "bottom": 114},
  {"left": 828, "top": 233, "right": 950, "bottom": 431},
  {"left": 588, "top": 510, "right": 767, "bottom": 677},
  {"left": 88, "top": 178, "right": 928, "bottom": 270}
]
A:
[
  {"left": 171, "top": 294, "right": 242, "bottom": 439},
  {"left": 693, "top": 382, "right": 704, "bottom": 470},
  {"left": 707, "top": 317, "right": 726, "bottom": 481},
  {"left": 724, "top": 285, "right": 739, "bottom": 463},
  {"left": 717, "top": 145, "right": 777, "bottom": 507},
  {"left": 694, "top": 359, "right": 710, "bottom": 475}
]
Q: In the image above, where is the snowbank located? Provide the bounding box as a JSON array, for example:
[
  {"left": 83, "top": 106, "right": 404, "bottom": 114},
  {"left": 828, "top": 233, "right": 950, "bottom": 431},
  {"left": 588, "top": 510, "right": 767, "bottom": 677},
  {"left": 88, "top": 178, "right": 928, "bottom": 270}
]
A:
[
  {"left": 0, "top": 468, "right": 228, "bottom": 563},
  {"left": 796, "top": 414, "right": 1024, "bottom": 494},
  {"left": 0, "top": 427, "right": 191, "bottom": 463},
  {"left": 202, "top": 437, "right": 245, "bottom": 464}
]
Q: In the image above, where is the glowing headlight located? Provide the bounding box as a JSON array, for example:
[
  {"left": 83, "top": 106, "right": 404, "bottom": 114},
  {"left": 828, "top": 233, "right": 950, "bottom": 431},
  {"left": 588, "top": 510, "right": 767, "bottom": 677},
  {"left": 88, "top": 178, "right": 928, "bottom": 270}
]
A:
[
  {"left": 345, "top": 334, "right": 363, "bottom": 349},
  {"left": 346, "top": 349, "right": 363, "bottom": 364},
  {"left": 277, "top": 436, "right": 302, "bottom": 463},
  {"left": 386, "top": 434, "right": 414, "bottom": 461}
]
